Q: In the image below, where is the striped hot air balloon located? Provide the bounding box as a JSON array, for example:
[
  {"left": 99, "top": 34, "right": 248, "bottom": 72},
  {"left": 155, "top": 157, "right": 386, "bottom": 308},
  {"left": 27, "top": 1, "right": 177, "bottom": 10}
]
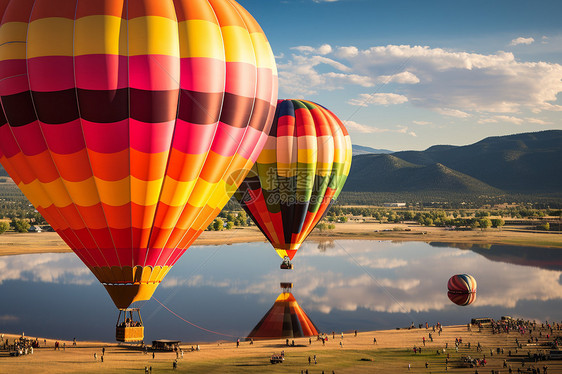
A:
[
  {"left": 0, "top": 0, "right": 277, "bottom": 309},
  {"left": 447, "top": 274, "right": 477, "bottom": 306},
  {"left": 235, "top": 99, "right": 352, "bottom": 268}
]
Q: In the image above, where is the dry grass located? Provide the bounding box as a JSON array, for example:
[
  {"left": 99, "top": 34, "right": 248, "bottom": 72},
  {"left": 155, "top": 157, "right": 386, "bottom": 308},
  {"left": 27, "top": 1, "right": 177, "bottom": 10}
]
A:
[{"left": 2, "top": 325, "right": 561, "bottom": 373}]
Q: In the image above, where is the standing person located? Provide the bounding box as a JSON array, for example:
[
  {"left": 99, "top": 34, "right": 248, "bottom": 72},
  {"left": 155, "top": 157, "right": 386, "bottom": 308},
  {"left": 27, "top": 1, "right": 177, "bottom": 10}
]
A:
[
  {"left": 73, "top": 337, "right": 76, "bottom": 347},
  {"left": 94, "top": 352, "right": 97, "bottom": 361},
  {"left": 236, "top": 339, "right": 240, "bottom": 348},
  {"left": 102, "top": 347, "right": 105, "bottom": 355},
  {"left": 373, "top": 337, "right": 377, "bottom": 344},
  {"left": 314, "top": 355, "right": 317, "bottom": 364},
  {"left": 308, "top": 356, "right": 311, "bottom": 365},
  {"left": 152, "top": 351, "right": 155, "bottom": 359}
]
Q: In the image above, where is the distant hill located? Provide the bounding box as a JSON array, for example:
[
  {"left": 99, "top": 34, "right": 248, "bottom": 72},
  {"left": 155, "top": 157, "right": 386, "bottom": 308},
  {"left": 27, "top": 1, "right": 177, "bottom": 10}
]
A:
[
  {"left": 346, "top": 154, "right": 500, "bottom": 194},
  {"left": 346, "top": 130, "right": 562, "bottom": 195},
  {"left": 352, "top": 144, "right": 393, "bottom": 156}
]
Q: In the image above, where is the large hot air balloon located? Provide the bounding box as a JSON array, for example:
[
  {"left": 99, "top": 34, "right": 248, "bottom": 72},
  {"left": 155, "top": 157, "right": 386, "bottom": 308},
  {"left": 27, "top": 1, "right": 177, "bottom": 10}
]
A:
[
  {"left": 235, "top": 99, "right": 352, "bottom": 269},
  {"left": 447, "top": 274, "right": 477, "bottom": 306},
  {"left": 0, "top": 0, "right": 277, "bottom": 325}
]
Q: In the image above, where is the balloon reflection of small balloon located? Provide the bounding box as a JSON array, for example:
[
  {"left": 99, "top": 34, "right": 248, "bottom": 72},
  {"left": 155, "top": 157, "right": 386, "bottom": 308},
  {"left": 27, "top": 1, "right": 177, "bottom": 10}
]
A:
[{"left": 447, "top": 274, "right": 477, "bottom": 306}]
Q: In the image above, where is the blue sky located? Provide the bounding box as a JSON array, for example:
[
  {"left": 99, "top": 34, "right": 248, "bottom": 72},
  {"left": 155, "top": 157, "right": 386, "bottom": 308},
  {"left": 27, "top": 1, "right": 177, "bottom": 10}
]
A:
[{"left": 239, "top": 0, "right": 562, "bottom": 151}]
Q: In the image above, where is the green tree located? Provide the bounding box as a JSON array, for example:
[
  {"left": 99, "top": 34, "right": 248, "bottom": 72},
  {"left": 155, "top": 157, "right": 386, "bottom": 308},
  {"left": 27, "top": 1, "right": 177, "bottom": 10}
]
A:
[
  {"left": 478, "top": 218, "right": 492, "bottom": 230},
  {"left": 491, "top": 218, "right": 505, "bottom": 229},
  {"left": 0, "top": 221, "right": 9, "bottom": 234},
  {"left": 213, "top": 218, "right": 224, "bottom": 231},
  {"left": 11, "top": 218, "right": 30, "bottom": 233},
  {"left": 539, "top": 222, "right": 550, "bottom": 231},
  {"left": 316, "top": 223, "right": 327, "bottom": 232},
  {"left": 327, "top": 223, "right": 336, "bottom": 230},
  {"left": 226, "top": 221, "right": 234, "bottom": 230}
]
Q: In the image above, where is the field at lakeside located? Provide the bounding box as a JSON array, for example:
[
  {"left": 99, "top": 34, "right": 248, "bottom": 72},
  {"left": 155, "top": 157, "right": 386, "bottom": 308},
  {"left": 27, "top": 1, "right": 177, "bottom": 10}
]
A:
[
  {"left": 2, "top": 324, "right": 561, "bottom": 373},
  {"left": 0, "top": 222, "right": 561, "bottom": 257}
]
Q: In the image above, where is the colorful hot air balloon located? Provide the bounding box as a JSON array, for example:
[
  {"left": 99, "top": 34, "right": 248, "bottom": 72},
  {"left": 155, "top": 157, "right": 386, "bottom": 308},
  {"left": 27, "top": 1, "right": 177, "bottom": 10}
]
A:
[
  {"left": 234, "top": 99, "right": 352, "bottom": 269},
  {"left": 246, "top": 283, "right": 318, "bottom": 340},
  {"left": 0, "top": 0, "right": 277, "bottom": 310},
  {"left": 447, "top": 274, "right": 477, "bottom": 306}
]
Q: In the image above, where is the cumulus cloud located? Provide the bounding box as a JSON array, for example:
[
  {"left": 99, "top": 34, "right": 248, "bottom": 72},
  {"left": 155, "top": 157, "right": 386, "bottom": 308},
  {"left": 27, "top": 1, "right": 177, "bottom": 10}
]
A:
[
  {"left": 277, "top": 43, "right": 562, "bottom": 118},
  {"left": 510, "top": 37, "right": 535, "bottom": 46},
  {"left": 348, "top": 93, "right": 408, "bottom": 106}
]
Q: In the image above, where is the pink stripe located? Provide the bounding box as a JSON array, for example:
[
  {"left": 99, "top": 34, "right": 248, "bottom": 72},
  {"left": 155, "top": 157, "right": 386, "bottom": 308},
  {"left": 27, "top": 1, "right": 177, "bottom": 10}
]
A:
[
  {"left": 255, "top": 67, "right": 274, "bottom": 102},
  {"left": 236, "top": 125, "right": 263, "bottom": 160},
  {"left": 209, "top": 122, "right": 246, "bottom": 157},
  {"left": 40, "top": 120, "right": 86, "bottom": 154},
  {"left": 27, "top": 56, "right": 74, "bottom": 92},
  {"left": 171, "top": 119, "right": 217, "bottom": 154},
  {"left": 11, "top": 121, "right": 49, "bottom": 156},
  {"left": 0, "top": 60, "right": 29, "bottom": 96},
  {"left": 180, "top": 57, "right": 225, "bottom": 92},
  {"left": 0, "top": 125, "right": 22, "bottom": 158},
  {"left": 129, "top": 54, "right": 180, "bottom": 91},
  {"left": 225, "top": 61, "right": 256, "bottom": 98},
  {"left": 246, "top": 128, "right": 269, "bottom": 162},
  {"left": 75, "top": 54, "right": 128, "bottom": 91},
  {"left": 129, "top": 119, "right": 175, "bottom": 154},
  {"left": 82, "top": 119, "right": 129, "bottom": 153}
]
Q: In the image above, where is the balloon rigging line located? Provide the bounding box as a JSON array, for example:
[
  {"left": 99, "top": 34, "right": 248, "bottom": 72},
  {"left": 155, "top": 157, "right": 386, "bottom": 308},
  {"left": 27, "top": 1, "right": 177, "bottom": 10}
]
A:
[
  {"left": 145, "top": 245, "right": 224, "bottom": 323},
  {"left": 334, "top": 241, "right": 414, "bottom": 320},
  {"left": 342, "top": 55, "right": 413, "bottom": 125},
  {"left": 153, "top": 297, "right": 239, "bottom": 339}
]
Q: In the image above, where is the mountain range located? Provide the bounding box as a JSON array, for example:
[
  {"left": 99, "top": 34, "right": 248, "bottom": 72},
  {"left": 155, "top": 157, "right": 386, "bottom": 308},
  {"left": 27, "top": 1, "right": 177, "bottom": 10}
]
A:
[
  {"left": 345, "top": 130, "right": 562, "bottom": 195},
  {"left": 1, "top": 130, "right": 561, "bottom": 198}
]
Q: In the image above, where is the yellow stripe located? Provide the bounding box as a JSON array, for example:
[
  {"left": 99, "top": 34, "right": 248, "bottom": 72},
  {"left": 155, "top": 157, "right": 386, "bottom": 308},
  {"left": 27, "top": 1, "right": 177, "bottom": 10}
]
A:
[
  {"left": 277, "top": 163, "right": 297, "bottom": 178},
  {"left": 159, "top": 176, "right": 196, "bottom": 207},
  {"left": 0, "top": 22, "right": 28, "bottom": 61},
  {"left": 250, "top": 33, "right": 276, "bottom": 71},
  {"left": 95, "top": 176, "right": 130, "bottom": 206},
  {"left": 297, "top": 148, "right": 317, "bottom": 164},
  {"left": 178, "top": 20, "right": 224, "bottom": 59},
  {"left": 74, "top": 15, "right": 127, "bottom": 56},
  {"left": 17, "top": 180, "right": 49, "bottom": 209},
  {"left": 131, "top": 177, "right": 163, "bottom": 206},
  {"left": 129, "top": 16, "right": 179, "bottom": 57},
  {"left": 27, "top": 18, "right": 73, "bottom": 58},
  {"left": 316, "top": 162, "right": 334, "bottom": 177},
  {"left": 65, "top": 178, "right": 101, "bottom": 207},
  {"left": 256, "top": 148, "right": 276, "bottom": 164},
  {"left": 221, "top": 26, "right": 255, "bottom": 64}
]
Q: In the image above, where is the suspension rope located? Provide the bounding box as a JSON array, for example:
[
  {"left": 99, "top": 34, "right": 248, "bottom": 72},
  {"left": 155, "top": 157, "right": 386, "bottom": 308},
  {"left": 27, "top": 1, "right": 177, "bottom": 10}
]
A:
[{"left": 153, "top": 297, "right": 239, "bottom": 339}]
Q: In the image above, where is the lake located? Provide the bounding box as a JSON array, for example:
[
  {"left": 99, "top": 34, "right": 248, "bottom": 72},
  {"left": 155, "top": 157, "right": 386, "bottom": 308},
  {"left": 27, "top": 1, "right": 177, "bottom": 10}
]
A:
[{"left": 1, "top": 240, "right": 561, "bottom": 343}]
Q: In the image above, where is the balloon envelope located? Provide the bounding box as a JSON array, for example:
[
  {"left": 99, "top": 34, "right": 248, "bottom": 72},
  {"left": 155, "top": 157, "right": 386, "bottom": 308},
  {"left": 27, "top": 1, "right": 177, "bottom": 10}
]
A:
[
  {"left": 235, "top": 99, "right": 352, "bottom": 261},
  {"left": 447, "top": 274, "right": 477, "bottom": 306},
  {"left": 447, "top": 291, "right": 477, "bottom": 306},
  {"left": 0, "top": 0, "right": 277, "bottom": 308}
]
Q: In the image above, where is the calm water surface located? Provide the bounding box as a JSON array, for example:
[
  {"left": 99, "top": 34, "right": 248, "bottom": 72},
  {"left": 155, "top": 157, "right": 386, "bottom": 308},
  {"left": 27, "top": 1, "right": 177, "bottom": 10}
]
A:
[{"left": 1, "top": 240, "right": 561, "bottom": 342}]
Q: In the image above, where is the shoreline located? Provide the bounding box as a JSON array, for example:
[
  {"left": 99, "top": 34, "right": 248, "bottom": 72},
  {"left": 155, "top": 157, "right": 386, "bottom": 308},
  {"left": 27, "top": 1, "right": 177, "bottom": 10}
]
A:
[{"left": 1, "top": 223, "right": 560, "bottom": 257}]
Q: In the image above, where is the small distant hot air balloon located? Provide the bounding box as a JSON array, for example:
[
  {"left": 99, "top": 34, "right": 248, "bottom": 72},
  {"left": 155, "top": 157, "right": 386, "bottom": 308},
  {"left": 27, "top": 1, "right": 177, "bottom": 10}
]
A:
[
  {"left": 447, "top": 274, "right": 477, "bottom": 306},
  {"left": 0, "top": 0, "right": 277, "bottom": 341},
  {"left": 234, "top": 99, "right": 352, "bottom": 269}
]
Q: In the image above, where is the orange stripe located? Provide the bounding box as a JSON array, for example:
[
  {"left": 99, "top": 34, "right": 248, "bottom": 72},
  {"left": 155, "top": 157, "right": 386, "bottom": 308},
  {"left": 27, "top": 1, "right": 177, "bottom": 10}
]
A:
[
  {"left": 51, "top": 149, "right": 93, "bottom": 182},
  {"left": 130, "top": 149, "right": 169, "bottom": 181},
  {"left": 128, "top": 0, "right": 177, "bottom": 20},
  {"left": 174, "top": 0, "right": 219, "bottom": 23},
  {"left": 88, "top": 149, "right": 130, "bottom": 181},
  {"left": 76, "top": 0, "right": 125, "bottom": 18}
]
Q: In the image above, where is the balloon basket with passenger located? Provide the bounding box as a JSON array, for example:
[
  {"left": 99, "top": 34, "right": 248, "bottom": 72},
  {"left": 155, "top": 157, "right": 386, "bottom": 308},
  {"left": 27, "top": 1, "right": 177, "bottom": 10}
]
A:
[
  {"left": 116, "top": 308, "right": 144, "bottom": 343},
  {"left": 280, "top": 256, "right": 293, "bottom": 270}
]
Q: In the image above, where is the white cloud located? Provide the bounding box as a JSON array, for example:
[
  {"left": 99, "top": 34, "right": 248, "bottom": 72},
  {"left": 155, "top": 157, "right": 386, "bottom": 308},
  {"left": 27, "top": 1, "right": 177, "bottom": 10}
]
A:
[
  {"left": 478, "top": 115, "right": 523, "bottom": 125},
  {"left": 510, "top": 37, "right": 535, "bottom": 46},
  {"left": 277, "top": 43, "right": 562, "bottom": 117},
  {"left": 413, "top": 121, "right": 432, "bottom": 126},
  {"left": 434, "top": 108, "right": 471, "bottom": 118},
  {"left": 525, "top": 118, "right": 552, "bottom": 125},
  {"left": 377, "top": 71, "right": 420, "bottom": 84},
  {"left": 348, "top": 93, "right": 408, "bottom": 106},
  {"left": 343, "top": 120, "right": 380, "bottom": 133}
]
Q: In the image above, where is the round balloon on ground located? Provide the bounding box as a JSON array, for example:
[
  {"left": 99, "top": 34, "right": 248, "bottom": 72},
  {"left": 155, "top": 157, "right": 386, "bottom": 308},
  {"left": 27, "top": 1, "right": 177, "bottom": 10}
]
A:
[
  {"left": 0, "top": 0, "right": 277, "bottom": 309},
  {"left": 234, "top": 99, "right": 352, "bottom": 268}
]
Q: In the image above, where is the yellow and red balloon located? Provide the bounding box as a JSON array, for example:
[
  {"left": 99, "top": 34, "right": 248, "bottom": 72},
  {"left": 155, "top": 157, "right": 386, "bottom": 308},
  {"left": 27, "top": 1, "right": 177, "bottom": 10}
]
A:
[{"left": 0, "top": 0, "right": 277, "bottom": 308}]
